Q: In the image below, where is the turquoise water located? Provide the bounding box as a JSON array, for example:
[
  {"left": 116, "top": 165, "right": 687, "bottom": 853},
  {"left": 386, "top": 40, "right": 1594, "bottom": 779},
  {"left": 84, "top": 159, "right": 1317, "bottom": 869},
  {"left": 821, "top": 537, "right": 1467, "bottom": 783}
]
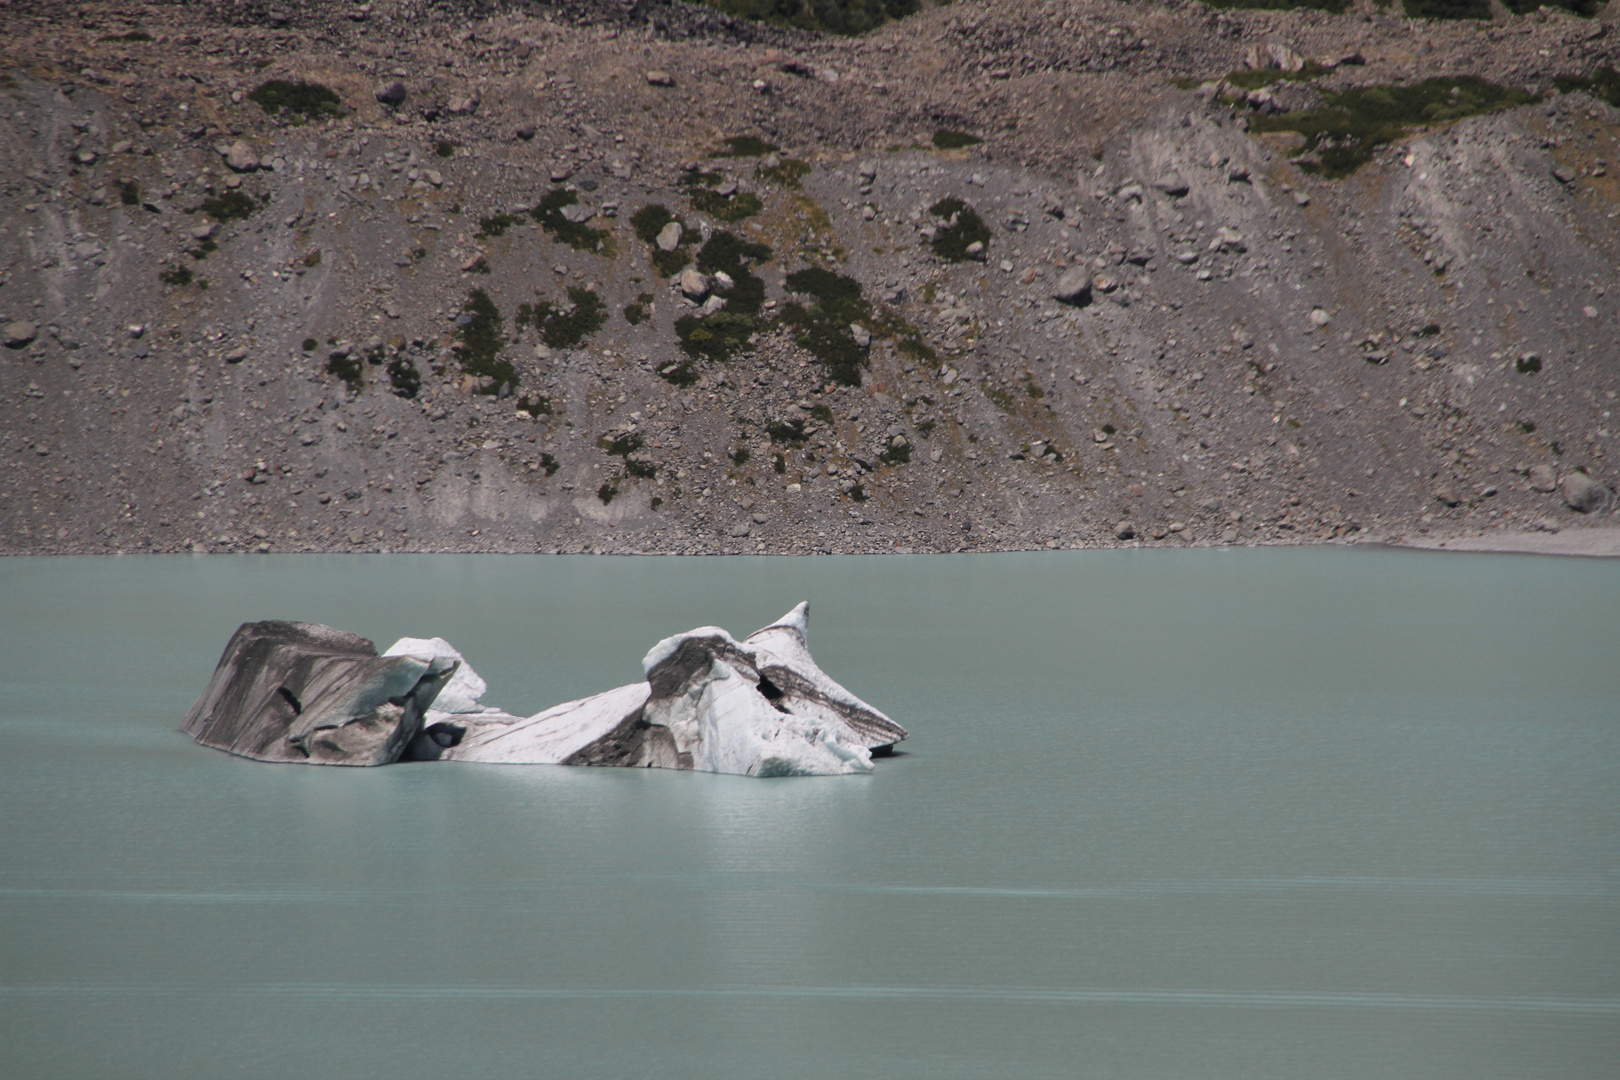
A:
[{"left": 1, "top": 549, "right": 1617, "bottom": 1079}]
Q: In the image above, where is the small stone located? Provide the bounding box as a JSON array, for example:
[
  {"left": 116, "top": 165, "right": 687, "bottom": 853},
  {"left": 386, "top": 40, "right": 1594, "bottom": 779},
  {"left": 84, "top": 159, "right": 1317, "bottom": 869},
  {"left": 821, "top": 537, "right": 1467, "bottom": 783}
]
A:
[
  {"left": 1114, "top": 520, "right": 1136, "bottom": 540},
  {"left": 461, "top": 254, "right": 486, "bottom": 273},
  {"left": 190, "top": 221, "right": 217, "bottom": 241},
  {"left": 1433, "top": 483, "right": 1461, "bottom": 507},
  {"left": 751, "top": 512, "right": 768, "bottom": 524},
  {"left": 447, "top": 92, "right": 479, "bottom": 116},
  {"left": 1308, "top": 307, "right": 1332, "bottom": 328},
  {"left": 1561, "top": 471, "right": 1614, "bottom": 514},
  {"left": 700, "top": 295, "right": 727, "bottom": 316},
  {"left": 1051, "top": 268, "right": 1092, "bottom": 306},
  {"left": 222, "top": 140, "right": 259, "bottom": 172},
  {"left": 1153, "top": 172, "right": 1189, "bottom": 197},
  {"left": 679, "top": 268, "right": 709, "bottom": 300},
  {"left": 1527, "top": 464, "right": 1558, "bottom": 492},
  {"left": 224, "top": 346, "right": 249, "bottom": 364},
  {"left": 374, "top": 80, "right": 407, "bottom": 107},
  {"left": 3, "top": 320, "right": 37, "bottom": 348},
  {"left": 514, "top": 122, "right": 537, "bottom": 140},
  {"left": 1292, "top": 191, "right": 1311, "bottom": 207},
  {"left": 729, "top": 522, "right": 751, "bottom": 537},
  {"left": 964, "top": 240, "right": 986, "bottom": 261},
  {"left": 425, "top": 169, "right": 443, "bottom": 187},
  {"left": 1553, "top": 166, "right": 1577, "bottom": 185},
  {"left": 656, "top": 221, "right": 683, "bottom": 251},
  {"left": 646, "top": 70, "right": 675, "bottom": 87}
]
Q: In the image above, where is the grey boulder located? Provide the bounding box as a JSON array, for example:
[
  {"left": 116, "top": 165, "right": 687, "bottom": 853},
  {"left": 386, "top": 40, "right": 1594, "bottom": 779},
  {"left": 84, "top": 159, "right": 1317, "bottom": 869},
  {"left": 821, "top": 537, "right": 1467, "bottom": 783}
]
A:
[
  {"left": 1052, "top": 269, "right": 1092, "bottom": 307},
  {"left": 1561, "top": 471, "right": 1614, "bottom": 514}
]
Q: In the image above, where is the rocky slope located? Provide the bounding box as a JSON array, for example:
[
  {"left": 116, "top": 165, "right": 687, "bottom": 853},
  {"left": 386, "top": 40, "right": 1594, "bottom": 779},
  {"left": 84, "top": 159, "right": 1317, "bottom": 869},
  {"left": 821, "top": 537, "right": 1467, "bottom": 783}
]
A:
[{"left": 2, "top": 0, "right": 1617, "bottom": 555}]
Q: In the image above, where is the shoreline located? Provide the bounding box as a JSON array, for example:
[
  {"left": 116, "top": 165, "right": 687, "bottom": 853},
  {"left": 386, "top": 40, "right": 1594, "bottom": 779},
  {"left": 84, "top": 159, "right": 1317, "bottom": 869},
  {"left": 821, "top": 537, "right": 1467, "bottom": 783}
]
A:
[{"left": 6, "top": 526, "right": 1617, "bottom": 559}]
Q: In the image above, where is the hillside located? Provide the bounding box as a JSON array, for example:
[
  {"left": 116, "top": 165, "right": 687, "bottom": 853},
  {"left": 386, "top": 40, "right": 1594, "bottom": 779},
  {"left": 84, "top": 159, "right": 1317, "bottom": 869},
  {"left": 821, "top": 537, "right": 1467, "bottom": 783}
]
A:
[{"left": 2, "top": 0, "right": 1617, "bottom": 555}]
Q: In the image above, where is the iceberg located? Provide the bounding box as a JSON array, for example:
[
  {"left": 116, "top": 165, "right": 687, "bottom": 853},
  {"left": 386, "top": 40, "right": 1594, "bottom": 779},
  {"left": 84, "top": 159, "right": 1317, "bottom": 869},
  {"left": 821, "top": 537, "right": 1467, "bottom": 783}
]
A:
[{"left": 184, "top": 604, "right": 906, "bottom": 778}]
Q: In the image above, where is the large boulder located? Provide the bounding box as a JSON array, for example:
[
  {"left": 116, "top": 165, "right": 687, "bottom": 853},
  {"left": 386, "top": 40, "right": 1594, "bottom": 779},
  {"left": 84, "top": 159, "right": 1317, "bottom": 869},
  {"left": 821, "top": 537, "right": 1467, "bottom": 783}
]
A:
[
  {"left": 1561, "top": 471, "right": 1614, "bottom": 514},
  {"left": 183, "top": 621, "right": 457, "bottom": 765}
]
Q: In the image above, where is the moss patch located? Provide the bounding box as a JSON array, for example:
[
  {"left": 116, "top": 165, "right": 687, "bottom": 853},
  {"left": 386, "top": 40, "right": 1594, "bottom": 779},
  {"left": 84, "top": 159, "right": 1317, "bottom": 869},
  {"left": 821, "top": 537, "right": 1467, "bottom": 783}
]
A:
[
  {"left": 932, "top": 129, "right": 982, "bottom": 150},
  {"left": 454, "top": 289, "right": 517, "bottom": 396},
  {"left": 477, "top": 212, "right": 523, "bottom": 239},
  {"left": 159, "top": 266, "right": 193, "bottom": 286},
  {"left": 1221, "top": 65, "right": 1330, "bottom": 91},
  {"left": 530, "top": 188, "right": 610, "bottom": 252},
  {"left": 247, "top": 79, "right": 343, "bottom": 121},
  {"left": 756, "top": 158, "right": 812, "bottom": 187},
  {"left": 717, "top": 135, "right": 778, "bottom": 158},
  {"left": 1250, "top": 76, "right": 1534, "bottom": 178},
  {"left": 928, "top": 197, "right": 991, "bottom": 261},
  {"left": 767, "top": 418, "right": 808, "bottom": 443},
  {"left": 624, "top": 293, "right": 654, "bottom": 325}
]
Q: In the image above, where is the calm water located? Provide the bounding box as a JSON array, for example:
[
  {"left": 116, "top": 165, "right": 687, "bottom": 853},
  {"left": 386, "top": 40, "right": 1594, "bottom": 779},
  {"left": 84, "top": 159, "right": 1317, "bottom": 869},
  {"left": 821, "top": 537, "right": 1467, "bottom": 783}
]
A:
[{"left": 2, "top": 549, "right": 1618, "bottom": 1079}]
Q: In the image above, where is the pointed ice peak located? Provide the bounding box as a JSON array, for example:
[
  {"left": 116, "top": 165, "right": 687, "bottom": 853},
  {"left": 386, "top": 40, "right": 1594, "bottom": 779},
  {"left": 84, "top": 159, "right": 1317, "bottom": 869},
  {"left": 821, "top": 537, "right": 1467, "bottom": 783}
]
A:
[
  {"left": 640, "top": 625, "right": 739, "bottom": 676},
  {"left": 750, "top": 601, "right": 809, "bottom": 642}
]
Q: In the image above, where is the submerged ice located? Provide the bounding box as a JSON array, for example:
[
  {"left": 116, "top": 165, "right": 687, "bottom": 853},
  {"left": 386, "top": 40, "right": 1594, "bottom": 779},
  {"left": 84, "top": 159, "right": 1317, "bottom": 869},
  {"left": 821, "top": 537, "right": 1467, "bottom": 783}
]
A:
[{"left": 184, "top": 603, "right": 905, "bottom": 778}]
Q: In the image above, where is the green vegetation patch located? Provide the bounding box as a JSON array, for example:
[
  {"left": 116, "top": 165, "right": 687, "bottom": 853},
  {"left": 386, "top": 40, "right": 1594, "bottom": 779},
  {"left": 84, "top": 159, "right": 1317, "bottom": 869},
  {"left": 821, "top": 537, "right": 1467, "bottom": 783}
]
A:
[
  {"left": 717, "top": 135, "right": 778, "bottom": 158},
  {"left": 878, "top": 440, "right": 911, "bottom": 466},
  {"left": 927, "top": 197, "right": 991, "bottom": 262},
  {"left": 159, "top": 266, "right": 193, "bottom": 286},
  {"left": 477, "top": 212, "right": 523, "bottom": 239},
  {"left": 1201, "top": 0, "right": 1347, "bottom": 11},
  {"left": 756, "top": 158, "right": 811, "bottom": 188},
  {"left": 657, "top": 359, "right": 699, "bottom": 387},
  {"left": 1554, "top": 66, "right": 1620, "bottom": 107},
  {"left": 530, "top": 187, "right": 611, "bottom": 252},
  {"left": 1221, "top": 64, "right": 1331, "bottom": 91},
  {"left": 870, "top": 307, "right": 936, "bottom": 363},
  {"left": 454, "top": 288, "right": 517, "bottom": 396},
  {"left": 103, "top": 29, "right": 154, "bottom": 42},
  {"left": 521, "top": 286, "right": 607, "bottom": 350},
  {"left": 1506, "top": 0, "right": 1602, "bottom": 14},
  {"left": 632, "top": 204, "right": 693, "bottom": 276},
  {"left": 200, "top": 189, "right": 259, "bottom": 222},
  {"left": 247, "top": 79, "right": 343, "bottom": 121},
  {"left": 1399, "top": 0, "right": 1491, "bottom": 17},
  {"left": 683, "top": 168, "right": 764, "bottom": 223},
  {"left": 932, "top": 129, "right": 982, "bottom": 150},
  {"left": 767, "top": 418, "right": 808, "bottom": 443},
  {"left": 327, "top": 351, "right": 363, "bottom": 392},
  {"left": 387, "top": 357, "right": 421, "bottom": 398},
  {"left": 516, "top": 394, "right": 553, "bottom": 418},
  {"left": 434, "top": 140, "right": 456, "bottom": 158},
  {"left": 1250, "top": 76, "right": 1534, "bottom": 178},
  {"left": 118, "top": 179, "right": 140, "bottom": 205},
  {"left": 694, "top": 0, "right": 918, "bottom": 36},
  {"left": 624, "top": 292, "right": 655, "bottom": 325},
  {"left": 780, "top": 266, "right": 871, "bottom": 386},
  {"left": 674, "top": 231, "right": 772, "bottom": 362}
]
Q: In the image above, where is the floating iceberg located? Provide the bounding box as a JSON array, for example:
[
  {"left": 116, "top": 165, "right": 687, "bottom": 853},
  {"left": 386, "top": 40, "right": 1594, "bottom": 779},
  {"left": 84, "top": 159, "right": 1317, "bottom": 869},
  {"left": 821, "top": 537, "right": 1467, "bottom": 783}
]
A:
[{"left": 183, "top": 604, "right": 905, "bottom": 778}]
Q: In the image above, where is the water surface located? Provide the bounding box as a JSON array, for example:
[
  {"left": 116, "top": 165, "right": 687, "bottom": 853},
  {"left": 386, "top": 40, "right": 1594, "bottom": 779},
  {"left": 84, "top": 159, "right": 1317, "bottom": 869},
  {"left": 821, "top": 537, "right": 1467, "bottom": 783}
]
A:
[{"left": 2, "top": 549, "right": 1617, "bottom": 1079}]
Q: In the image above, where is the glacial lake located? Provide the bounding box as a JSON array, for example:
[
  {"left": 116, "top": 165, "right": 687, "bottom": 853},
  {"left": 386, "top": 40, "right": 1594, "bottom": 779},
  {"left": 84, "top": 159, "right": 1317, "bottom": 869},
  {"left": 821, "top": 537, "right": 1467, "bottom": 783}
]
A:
[{"left": 2, "top": 549, "right": 1617, "bottom": 1080}]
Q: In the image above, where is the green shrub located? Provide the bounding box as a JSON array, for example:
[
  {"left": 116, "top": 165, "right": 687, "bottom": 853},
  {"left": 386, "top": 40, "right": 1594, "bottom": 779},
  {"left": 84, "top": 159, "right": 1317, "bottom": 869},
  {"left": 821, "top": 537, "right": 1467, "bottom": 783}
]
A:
[
  {"left": 327, "top": 351, "right": 363, "bottom": 391},
  {"left": 683, "top": 168, "right": 763, "bottom": 222},
  {"left": 1251, "top": 77, "right": 1534, "bottom": 177},
  {"left": 653, "top": 248, "right": 692, "bottom": 276},
  {"left": 1400, "top": 0, "right": 1491, "bottom": 17},
  {"left": 624, "top": 292, "right": 654, "bottom": 325},
  {"left": 530, "top": 188, "right": 610, "bottom": 252},
  {"left": 674, "top": 231, "right": 773, "bottom": 361},
  {"left": 159, "top": 266, "right": 193, "bottom": 286},
  {"left": 767, "top": 418, "right": 808, "bottom": 443},
  {"left": 1505, "top": 0, "right": 1602, "bottom": 14},
  {"left": 454, "top": 289, "right": 517, "bottom": 396},
  {"left": 597, "top": 479, "right": 619, "bottom": 504},
  {"left": 477, "top": 212, "right": 522, "bottom": 238},
  {"left": 657, "top": 359, "right": 699, "bottom": 387},
  {"left": 200, "top": 189, "right": 258, "bottom": 222},
  {"left": 118, "top": 179, "right": 140, "bottom": 205},
  {"left": 435, "top": 140, "right": 456, "bottom": 158},
  {"left": 694, "top": 0, "right": 918, "bottom": 35},
  {"left": 927, "top": 197, "right": 991, "bottom": 261},
  {"left": 103, "top": 29, "right": 153, "bottom": 42},
  {"left": 247, "top": 79, "right": 343, "bottom": 121},
  {"left": 781, "top": 266, "right": 874, "bottom": 386},
  {"left": 516, "top": 394, "right": 553, "bottom": 418},
  {"left": 1202, "top": 0, "right": 1347, "bottom": 10},
  {"left": 387, "top": 357, "right": 421, "bottom": 397},
  {"left": 301, "top": 338, "right": 318, "bottom": 352},
  {"left": 525, "top": 286, "right": 607, "bottom": 349},
  {"left": 1222, "top": 65, "right": 1330, "bottom": 91},
  {"left": 631, "top": 203, "right": 681, "bottom": 244},
  {"left": 932, "top": 129, "right": 981, "bottom": 150}
]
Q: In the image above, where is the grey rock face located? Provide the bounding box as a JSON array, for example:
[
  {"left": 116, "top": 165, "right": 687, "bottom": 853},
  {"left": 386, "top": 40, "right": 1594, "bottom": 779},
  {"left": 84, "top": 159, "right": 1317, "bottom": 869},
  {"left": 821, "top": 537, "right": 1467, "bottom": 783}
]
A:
[
  {"left": 1561, "top": 471, "right": 1613, "bottom": 514},
  {"left": 183, "top": 621, "right": 457, "bottom": 765}
]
